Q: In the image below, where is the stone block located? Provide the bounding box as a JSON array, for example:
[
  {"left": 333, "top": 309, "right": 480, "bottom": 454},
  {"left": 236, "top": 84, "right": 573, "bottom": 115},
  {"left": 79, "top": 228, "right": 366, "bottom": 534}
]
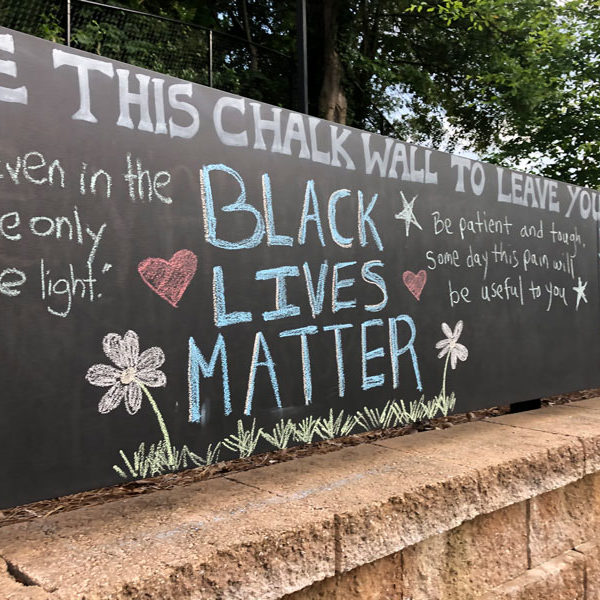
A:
[
  {"left": 376, "top": 420, "right": 584, "bottom": 514},
  {"left": 400, "top": 533, "right": 448, "bottom": 600},
  {"left": 401, "top": 502, "right": 527, "bottom": 600},
  {"left": 229, "top": 442, "right": 481, "bottom": 572},
  {"left": 287, "top": 501, "right": 528, "bottom": 600},
  {"left": 0, "top": 476, "right": 335, "bottom": 600},
  {"left": 575, "top": 540, "right": 600, "bottom": 600},
  {"left": 283, "top": 553, "right": 403, "bottom": 600},
  {"left": 529, "top": 474, "right": 600, "bottom": 566},
  {"left": 492, "top": 404, "right": 600, "bottom": 474},
  {"left": 481, "top": 550, "right": 585, "bottom": 600},
  {"left": 0, "top": 557, "right": 52, "bottom": 599}
]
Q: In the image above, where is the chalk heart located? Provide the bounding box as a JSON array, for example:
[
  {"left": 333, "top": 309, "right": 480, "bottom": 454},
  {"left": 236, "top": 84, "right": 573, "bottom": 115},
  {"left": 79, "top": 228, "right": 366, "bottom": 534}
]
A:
[
  {"left": 138, "top": 250, "right": 198, "bottom": 307},
  {"left": 403, "top": 269, "right": 427, "bottom": 301}
]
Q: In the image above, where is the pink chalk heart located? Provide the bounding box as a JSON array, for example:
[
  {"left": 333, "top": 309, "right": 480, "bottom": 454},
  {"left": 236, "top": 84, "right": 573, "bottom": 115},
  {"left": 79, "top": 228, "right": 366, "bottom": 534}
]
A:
[
  {"left": 138, "top": 250, "right": 198, "bottom": 307},
  {"left": 402, "top": 269, "right": 427, "bottom": 301}
]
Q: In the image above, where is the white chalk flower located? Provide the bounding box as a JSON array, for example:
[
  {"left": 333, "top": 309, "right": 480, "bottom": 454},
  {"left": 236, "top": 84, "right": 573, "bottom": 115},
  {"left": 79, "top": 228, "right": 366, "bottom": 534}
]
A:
[
  {"left": 435, "top": 321, "right": 468, "bottom": 370},
  {"left": 86, "top": 330, "right": 166, "bottom": 415},
  {"left": 435, "top": 320, "right": 468, "bottom": 405}
]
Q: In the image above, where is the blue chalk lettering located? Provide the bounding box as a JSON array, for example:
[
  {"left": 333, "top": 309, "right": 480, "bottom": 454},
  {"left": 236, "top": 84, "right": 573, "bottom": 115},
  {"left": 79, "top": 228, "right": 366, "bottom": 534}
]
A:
[
  {"left": 245, "top": 331, "right": 281, "bottom": 415},
  {"left": 361, "top": 260, "right": 388, "bottom": 312},
  {"left": 332, "top": 261, "right": 357, "bottom": 313},
  {"left": 279, "top": 325, "right": 318, "bottom": 405},
  {"left": 323, "top": 323, "right": 353, "bottom": 397},
  {"left": 188, "top": 334, "right": 231, "bottom": 422},
  {"left": 388, "top": 315, "right": 422, "bottom": 391},
  {"left": 262, "top": 173, "right": 293, "bottom": 246},
  {"left": 213, "top": 266, "right": 252, "bottom": 327},
  {"left": 298, "top": 179, "right": 325, "bottom": 246},
  {"left": 256, "top": 265, "right": 301, "bottom": 321},
  {"left": 358, "top": 191, "right": 383, "bottom": 251},
  {"left": 200, "top": 163, "right": 265, "bottom": 250},
  {"left": 303, "top": 261, "right": 328, "bottom": 318},
  {"left": 361, "top": 319, "right": 385, "bottom": 390},
  {"left": 328, "top": 188, "right": 353, "bottom": 248}
]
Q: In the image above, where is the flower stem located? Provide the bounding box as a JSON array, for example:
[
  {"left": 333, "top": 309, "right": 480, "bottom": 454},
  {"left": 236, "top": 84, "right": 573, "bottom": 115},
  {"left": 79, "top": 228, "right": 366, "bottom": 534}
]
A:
[
  {"left": 138, "top": 381, "right": 174, "bottom": 466},
  {"left": 441, "top": 352, "right": 450, "bottom": 400}
]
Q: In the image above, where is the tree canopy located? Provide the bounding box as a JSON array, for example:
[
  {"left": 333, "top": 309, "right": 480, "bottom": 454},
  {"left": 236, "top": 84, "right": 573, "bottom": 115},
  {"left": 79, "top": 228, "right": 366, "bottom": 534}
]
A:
[{"left": 3, "top": 0, "right": 599, "bottom": 187}]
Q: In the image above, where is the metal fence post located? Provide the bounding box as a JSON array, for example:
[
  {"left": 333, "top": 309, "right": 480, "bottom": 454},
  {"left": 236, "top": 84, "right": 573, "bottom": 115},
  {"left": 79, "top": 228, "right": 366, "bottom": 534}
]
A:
[
  {"left": 65, "top": 0, "right": 71, "bottom": 46},
  {"left": 296, "top": 0, "right": 308, "bottom": 114},
  {"left": 208, "top": 29, "right": 213, "bottom": 88}
]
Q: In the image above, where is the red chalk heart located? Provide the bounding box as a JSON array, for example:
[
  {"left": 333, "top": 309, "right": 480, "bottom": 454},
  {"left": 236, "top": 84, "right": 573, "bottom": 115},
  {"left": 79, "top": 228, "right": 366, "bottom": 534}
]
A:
[
  {"left": 138, "top": 250, "right": 198, "bottom": 307},
  {"left": 402, "top": 269, "right": 427, "bottom": 301}
]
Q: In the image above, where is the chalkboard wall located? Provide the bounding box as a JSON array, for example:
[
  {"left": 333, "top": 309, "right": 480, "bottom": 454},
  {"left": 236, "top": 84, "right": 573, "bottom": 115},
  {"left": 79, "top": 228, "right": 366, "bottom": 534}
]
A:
[{"left": 1, "top": 26, "right": 598, "bottom": 508}]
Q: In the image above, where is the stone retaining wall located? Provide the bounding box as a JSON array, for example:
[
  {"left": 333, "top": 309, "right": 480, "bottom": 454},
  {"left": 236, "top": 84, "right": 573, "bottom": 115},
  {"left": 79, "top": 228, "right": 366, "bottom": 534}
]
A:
[
  {"left": 286, "top": 478, "right": 600, "bottom": 599},
  {"left": 2, "top": 399, "right": 600, "bottom": 599}
]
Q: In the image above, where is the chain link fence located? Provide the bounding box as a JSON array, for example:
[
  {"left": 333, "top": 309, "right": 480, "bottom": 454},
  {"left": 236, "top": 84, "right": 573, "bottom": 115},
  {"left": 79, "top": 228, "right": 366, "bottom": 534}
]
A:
[{"left": 0, "top": 0, "right": 295, "bottom": 108}]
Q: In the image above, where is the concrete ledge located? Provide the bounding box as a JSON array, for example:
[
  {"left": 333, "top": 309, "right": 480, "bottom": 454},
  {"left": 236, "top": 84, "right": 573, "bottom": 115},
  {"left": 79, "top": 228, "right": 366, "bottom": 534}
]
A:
[
  {"left": 1, "top": 398, "right": 599, "bottom": 599},
  {"left": 491, "top": 403, "right": 600, "bottom": 474}
]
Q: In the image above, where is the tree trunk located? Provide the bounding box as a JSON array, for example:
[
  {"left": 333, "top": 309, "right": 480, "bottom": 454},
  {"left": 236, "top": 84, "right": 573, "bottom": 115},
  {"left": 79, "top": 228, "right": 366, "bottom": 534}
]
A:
[
  {"left": 318, "top": 0, "right": 347, "bottom": 124},
  {"left": 352, "top": 0, "right": 381, "bottom": 129}
]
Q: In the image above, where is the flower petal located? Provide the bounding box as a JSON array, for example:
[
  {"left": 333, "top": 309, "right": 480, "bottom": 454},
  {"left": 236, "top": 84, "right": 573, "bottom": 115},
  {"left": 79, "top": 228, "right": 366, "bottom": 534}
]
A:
[
  {"left": 124, "top": 383, "right": 142, "bottom": 414},
  {"left": 454, "top": 343, "right": 468, "bottom": 362},
  {"left": 137, "top": 346, "right": 165, "bottom": 371},
  {"left": 122, "top": 330, "right": 140, "bottom": 367},
  {"left": 98, "top": 382, "right": 125, "bottom": 413},
  {"left": 102, "top": 333, "right": 127, "bottom": 369},
  {"left": 86, "top": 364, "right": 120, "bottom": 387},
  {"left": 441, "top": 322, "right": 453, "bottom": 339},
  {"left": 450, "top": 350, "right": 458, "bottom": 370},
  {"left": 437, "top": 346, "right": 450, "bottom": 359},
  {"left": 137, "top": 368, "right": 167, "bottom": 387},
  {"left": 435, "top": 339, "right": 450, "bottom": 350},
  {"left": 453, "top": 320, "right": 464, "bottom": 340}
]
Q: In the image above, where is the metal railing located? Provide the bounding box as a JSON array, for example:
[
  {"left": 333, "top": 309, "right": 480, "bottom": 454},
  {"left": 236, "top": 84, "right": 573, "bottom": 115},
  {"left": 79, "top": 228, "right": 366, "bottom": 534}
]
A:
[
  {"left": 0, "top": 0, "right": 401, "bottom": 134},
  {"left": 0, "top": 0, "right": 296, "bottom": 109}
]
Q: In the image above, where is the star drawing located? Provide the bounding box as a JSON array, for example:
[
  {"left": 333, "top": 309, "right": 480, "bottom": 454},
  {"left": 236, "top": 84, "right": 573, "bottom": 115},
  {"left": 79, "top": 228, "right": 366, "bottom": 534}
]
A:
[
  {"left": 573, "top": 277, "right": 588, "bottom": 311},
  {"left": 395, "top": 191, "right": 422, "bottom": 236}
]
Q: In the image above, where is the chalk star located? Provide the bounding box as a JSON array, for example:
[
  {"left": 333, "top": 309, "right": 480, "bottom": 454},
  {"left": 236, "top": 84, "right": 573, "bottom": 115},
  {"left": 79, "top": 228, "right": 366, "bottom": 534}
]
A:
[
  {"left": 395, "top": 191, "right": 422, "bottom": 237},
  {"left": 573, "top": 277, "right": 588, "bottom": 310}
]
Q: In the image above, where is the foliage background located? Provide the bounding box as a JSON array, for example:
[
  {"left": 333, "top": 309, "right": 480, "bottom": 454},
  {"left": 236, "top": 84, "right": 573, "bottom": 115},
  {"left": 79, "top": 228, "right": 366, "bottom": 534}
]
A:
[{"left": 2, "top": 0, "right": 599, "bottom": 188}]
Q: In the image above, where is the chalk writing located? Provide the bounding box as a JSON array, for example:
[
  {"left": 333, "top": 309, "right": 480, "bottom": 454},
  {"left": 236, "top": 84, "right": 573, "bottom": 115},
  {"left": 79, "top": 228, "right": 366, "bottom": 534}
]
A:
[{"left": 2, "top": 26, "right": 600, "bottom": 507}]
